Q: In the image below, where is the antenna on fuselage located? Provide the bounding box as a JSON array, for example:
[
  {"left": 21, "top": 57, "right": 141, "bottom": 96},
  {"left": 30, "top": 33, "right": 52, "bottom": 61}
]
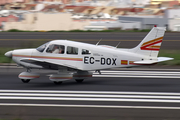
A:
[
  {"left": 116, "top": 42, "right": 121, "bottom": 48},
  {"left": 96, "top": 39, "right": 102, "bottom": 46}
]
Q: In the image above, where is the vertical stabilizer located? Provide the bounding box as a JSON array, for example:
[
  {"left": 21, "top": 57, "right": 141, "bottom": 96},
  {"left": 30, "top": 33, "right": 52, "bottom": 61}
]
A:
[{"left": 131, "top": 26, "right": 166, "bottom": 58}]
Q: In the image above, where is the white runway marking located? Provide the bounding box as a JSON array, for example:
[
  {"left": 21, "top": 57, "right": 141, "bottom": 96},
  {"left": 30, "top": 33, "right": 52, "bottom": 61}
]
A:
[
  {"left": 0, "top": 89, "right": 180, "bottom": 109},
  {"left": 93, "top": 70, "right": 180, "bottom": 78},
  {"left": 1, "top": 103, "right": 180, "bottom": 110},
  {"left": 1, "top": 93, "right": 180, "bottom": 99},
  {"left": 1, "top": 90, "right": 180, "bottom": 107},
  {"left": 1, "top": 90, "right": 180, "bottom": 95},
  {"left": 1, "top": 70, "right": 180, "bottom": 109},
  {"left": 1, "top": 96, "right": 180, "bottom": 103}
]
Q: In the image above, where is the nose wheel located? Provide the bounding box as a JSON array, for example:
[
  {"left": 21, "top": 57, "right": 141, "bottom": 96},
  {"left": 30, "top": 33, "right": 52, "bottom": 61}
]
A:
[{"left": 21, "top": 79, "right": 30, "bottom": 83}]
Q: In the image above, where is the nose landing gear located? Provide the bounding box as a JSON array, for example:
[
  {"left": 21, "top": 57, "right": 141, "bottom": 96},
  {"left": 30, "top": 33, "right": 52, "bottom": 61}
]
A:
[
  {"left": 18, "top": 71, "right": 40, "bottom": 83},
  {"left": 21, "top": 79, "right": 31, "bottom": 83},
  {"left": 73, "top": 71, "right": 92, "bottom": 83}
]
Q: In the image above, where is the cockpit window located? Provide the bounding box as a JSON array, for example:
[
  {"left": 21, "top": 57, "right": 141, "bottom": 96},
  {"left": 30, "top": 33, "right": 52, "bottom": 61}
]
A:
[
  {"left": 82, "top": 49, "right": 91, "bottom": 55},
  {"left": 67, "top": 46, "right": 78, "bottom": 55},
  {"left": 36, "top": 42, "right": 49, "bottom": 52},
  {"left": 46, "top": 44, "right": 65, "bottom": 54}
]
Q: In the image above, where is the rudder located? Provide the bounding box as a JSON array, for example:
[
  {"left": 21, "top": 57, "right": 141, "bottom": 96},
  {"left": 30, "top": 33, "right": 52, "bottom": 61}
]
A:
[{"left": 131, "top": 26, "right": 166, "bottom": 58}]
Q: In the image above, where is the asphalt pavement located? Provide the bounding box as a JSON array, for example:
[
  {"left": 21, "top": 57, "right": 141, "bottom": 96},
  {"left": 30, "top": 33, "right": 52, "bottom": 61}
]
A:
[
  {"left": 0, "top": 32, "right": 180, "bottom": 120},
  {"left": 1, "top": 68, "right": 180, "bottom": 120},
  {"left": 0, "top": 32, "right": 180, "bottom": 49}
]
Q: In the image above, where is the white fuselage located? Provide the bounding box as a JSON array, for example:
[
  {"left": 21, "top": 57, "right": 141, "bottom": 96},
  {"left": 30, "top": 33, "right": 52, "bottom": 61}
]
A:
[{"left": 11, "top": 40, "right": 148, "bottom": 71}]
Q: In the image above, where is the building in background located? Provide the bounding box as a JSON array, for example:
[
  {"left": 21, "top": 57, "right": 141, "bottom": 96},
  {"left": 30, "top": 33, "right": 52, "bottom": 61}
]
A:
[
  {"left": 0, "top": 15, "right": 18, "bottom": 30},
  {"left": 165, "top": 9, "right": 180, "bottom": 31},
  {"left": 4, "top": 12, "right": 90, "bottom": 31},
  {"left": 151, "top": 0, "right": 180, "bottom": 5},
  {"left": 0, "top": 0, "right": 29, "bottom": 5},
  {"left": 1, "top": 0, "right": 180, "bottom": 31},
  {"left": 119, "top": 16, "right": 168, "bottom": 30}
]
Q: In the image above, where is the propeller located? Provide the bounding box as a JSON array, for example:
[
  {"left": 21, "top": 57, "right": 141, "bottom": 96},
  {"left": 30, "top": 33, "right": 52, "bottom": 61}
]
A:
[{"left": 5, "top": 51, "right": 13, "bottom": 58}]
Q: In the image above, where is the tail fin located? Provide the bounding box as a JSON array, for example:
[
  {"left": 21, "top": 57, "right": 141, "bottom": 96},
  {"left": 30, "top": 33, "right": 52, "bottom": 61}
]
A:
[{"left": 131, "top": 26, "right": 166, "bottom": 58}]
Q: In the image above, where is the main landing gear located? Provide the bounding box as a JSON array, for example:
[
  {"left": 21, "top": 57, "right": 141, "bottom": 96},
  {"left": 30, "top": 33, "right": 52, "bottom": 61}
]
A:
[
  {"left": 50, "top": 71, "right": 92, "bottom": 84},
  {"left": 49, "top": 73, "right": 73, "bottom": 85},
  {"left": 75, "top": 79, "right": 84, "bottom": 83},
  {"left": 73, "top": 71, "right": 92, "bottom": 83},
  {"left": 53, "top": 81, "right": 63, "bottom": 85}
]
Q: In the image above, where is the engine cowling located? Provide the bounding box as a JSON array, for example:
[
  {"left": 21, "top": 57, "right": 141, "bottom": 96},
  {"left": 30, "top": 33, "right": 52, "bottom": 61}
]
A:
[
  {"left": 49, "top": 73, "right": 73, "bottom": 82},
  {"left": 73, "top": 71, "right": 92, "bottom": 80},
  {"left": 18, "top": 72, "right": 40, "bottom": 80}
]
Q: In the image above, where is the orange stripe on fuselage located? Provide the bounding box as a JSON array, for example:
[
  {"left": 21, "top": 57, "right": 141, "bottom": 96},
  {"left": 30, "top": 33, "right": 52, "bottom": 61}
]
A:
[
  {"left": 19, "top": 75, "right": 40, "bottom": 78},
  {"left": 13, "top": 54, "right": 83, "bottom": 61},
  {"left": 129, "top": 61, "right": 135, "bottom": 65}
]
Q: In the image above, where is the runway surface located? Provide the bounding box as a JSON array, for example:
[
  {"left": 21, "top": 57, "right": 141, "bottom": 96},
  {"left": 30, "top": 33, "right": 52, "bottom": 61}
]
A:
[
  {"left": 0, "top": 32, "right": 180, "bottom": 49},
  {"left": 0, "top": 68, "right": 180, "bottom": 120},
  {"left": 0, "top": 31, "right": 180, "bottom": 119}
]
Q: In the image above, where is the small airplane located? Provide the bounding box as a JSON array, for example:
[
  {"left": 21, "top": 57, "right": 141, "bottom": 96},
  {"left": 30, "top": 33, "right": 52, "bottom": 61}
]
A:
[{"left": 5, "top": 26, "right": 173, "bottom": 84}]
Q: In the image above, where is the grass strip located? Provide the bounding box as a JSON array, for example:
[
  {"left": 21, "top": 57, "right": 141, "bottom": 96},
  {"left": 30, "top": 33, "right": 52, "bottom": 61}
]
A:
[{"left": 158, "top": 50, "right": 180, "bottom": 65}]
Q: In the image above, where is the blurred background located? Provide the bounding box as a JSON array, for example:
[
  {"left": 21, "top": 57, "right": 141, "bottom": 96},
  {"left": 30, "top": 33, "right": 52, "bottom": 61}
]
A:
[
  {"left": 0, "top": 1, "right": 180, "bottom": 120},
  {"left": 0, "top": 0, "right": 180, "bottom": 65},
  {"left": 0, "top": 0, "right": 180, "bottom": 31}
]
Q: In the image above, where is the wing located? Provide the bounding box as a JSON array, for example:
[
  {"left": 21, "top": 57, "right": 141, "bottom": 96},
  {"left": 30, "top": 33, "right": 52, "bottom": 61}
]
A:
[{"left": 20, "top": 58, "right": 79, "bottom": 70}]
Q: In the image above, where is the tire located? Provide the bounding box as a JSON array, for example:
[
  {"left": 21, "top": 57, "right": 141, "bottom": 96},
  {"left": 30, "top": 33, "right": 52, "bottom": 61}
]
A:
[
  {"left": 54, "top": 81, "right": 62, "bottom": 85},
  {"left": 21, "top": 79, "right": 30, "bottom": 83},
  {"left": 75, "top": 79, "right": 84, "bottom": 83}
]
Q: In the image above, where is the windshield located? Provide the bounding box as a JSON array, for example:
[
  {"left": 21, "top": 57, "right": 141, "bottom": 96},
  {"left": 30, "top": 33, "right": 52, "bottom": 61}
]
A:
[{"left": 36, "top": 42, "right": 49, "bottom": 52}]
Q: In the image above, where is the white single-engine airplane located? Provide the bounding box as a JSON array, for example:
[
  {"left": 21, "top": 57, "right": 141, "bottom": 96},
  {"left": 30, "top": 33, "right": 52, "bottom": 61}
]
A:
[{"left": 5, "top": 26, "right": 173, "bottom": 84}]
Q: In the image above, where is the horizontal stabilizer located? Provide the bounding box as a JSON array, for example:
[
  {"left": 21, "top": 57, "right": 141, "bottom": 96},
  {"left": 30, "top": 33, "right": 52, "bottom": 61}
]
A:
[
  {"left": 134, "top": 60, "right": 158, "bottom": 65},
  {"left": 134, "top": 57, "right": 174, "bottom": 65},
  {"left": 158, "top": 57, "right": 174, "bottom": 62}
]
